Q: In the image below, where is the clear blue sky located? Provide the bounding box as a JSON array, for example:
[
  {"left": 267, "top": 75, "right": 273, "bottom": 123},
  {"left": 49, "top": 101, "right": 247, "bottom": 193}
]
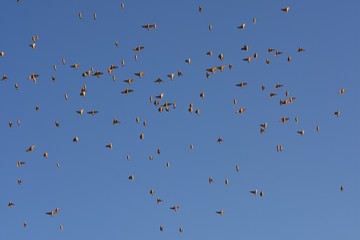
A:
[{"left": 1, "top": 0, "right": 359, "bottom": 239}]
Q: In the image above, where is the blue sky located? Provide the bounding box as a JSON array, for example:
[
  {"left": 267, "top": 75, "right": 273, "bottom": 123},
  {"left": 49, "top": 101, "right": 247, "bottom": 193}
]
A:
[{"left": 1, "top": 0, "right": 359, "bottom": 239}]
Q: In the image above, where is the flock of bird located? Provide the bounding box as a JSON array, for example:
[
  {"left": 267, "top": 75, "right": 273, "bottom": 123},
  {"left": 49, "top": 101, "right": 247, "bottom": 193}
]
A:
[{"left": 1, "top": 1, "right": 350, "bottom": 238}]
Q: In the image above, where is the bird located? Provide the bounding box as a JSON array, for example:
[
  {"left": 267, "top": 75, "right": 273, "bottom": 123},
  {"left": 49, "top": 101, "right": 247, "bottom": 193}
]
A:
[
  {"left": 92, "top": 71, "right": 103, "bottom": 78},
  {"left": 339, "top": 88, "right": 346, "bottom": 94},
  {"left": 297, "top": 130, "right": 305, "bottom": 136},
  {"left": 253, "top": 18, "right": 257, "bottom": 24},
  {"left": 218, "top": 53, "right": 224, "bottom": 61},
  {"left": 199, "top": 5, "right": 203, "bottom": 12},
  {"left": 170, "top": 205, "right": 180, "bottom": 211},
  {"left": 122, "top": 88, "right": 134, "bottom": 94},
  {"left": 140, "top": 133, "right": 145, "bottom": 140},
  {"left": 250, "top": 189, "right": 258, "bottom": 196},
  {"left": 78, "top": 12, "right": 82, "bottom": 19},
  {"left": 207, "top": 51, "right": 213, "bottom": 57},
  {"left": 26, "top": 145, "right": 35, "bottom": 152},
  {"left": 23, "top": 222, "right": 27, "bottom": 228},
  {"left": 93, "top": 13, "right": 97, "bottom": 20},
  {"left": 155, "top": 93, "right": 164, "bottom": 99},
  {"left": 17, "top": 179, "right": 22, "bottom": 185},
  {"left": 128, "top": 175, "right": 135, "bottom": 180},
  {"left": 133, "top": 46, "right": 144, "bottom": 52},
  {"left": 150, "top": 189, "right": 155, "bottom": 195},
  {"left": 236, "top": 165, "right": 239, "bottom": 172},
  {"left": 185, "top": 58, "right": 191, "bottom": 64},
  {"left": 209, "top": 177, "right": 214, "bottom": 184},
  {"left": 17, "top": 161, "right": 25, "bottom": 167},
  {"left": 113, "top": 118, "right": 120, "bottom": 125},
  {"left": 167, "top": 73, "right": 175, "bottom": 80},
  {"left": 134, "top": 72, "right": 145, "bottom": 78},
  {"left": 217, "top": 137, "right": 223, "bottom": 143},
  {"left": 160, "top": 225, "right": 164, "bottom": 231},
  {"left": 60, "top": 225, "right": 63, "bottom": 231},
  {"left": 280, "top": 117, "right": 290, "bottom": 123},
  {"left": 216, "top": 210, "right": 224, "bottom": 215},
  {"left": 340, "top": 185, "right": 344, "bottom": 192},
  {"left": 334, "top": 111, "right": 340, "bottom": 117},
  {"left": 298, "top": 47, "right": 305, "bottom": 52},
  {"left": 123, "top": 78, "right": 134, "bottom": 84},
  {"left": 106, "top": 143, "right": 112, "bottom": 149},
  {"left": 87, "top": 110, "right": 98, "bottom": 116},
  {"left": 43, "top": 152, "right": 49, "bottom": 158},
  {"left": 154, "top": 78, "right": 163, "bottom": 83},
  {"left": 316, "top": 125, "right": 320, "bottom": 132},
  {"left": 260, "top": 191, "right": 264, "bottom": 197},
  {"left": 73, "top": 136, "right": 79, "bottom": 143},
  {"left": 121, "top": 2, "right": 125, "bottom": 9},
  {"left": 237, "top": 23, "right": 245, "bottom": 29},
  {"left": 281, "top": 7, "right": 290, "bottom": 13},
  {"left": 29, "top": 42, "right": 36, "bottom": 49},
  {"left": 225, "top": 178, "right": 229, "bottom": 185},
  {"left": 241, "top": 45, "right": 248, "bottom": 51},
  {"left": 179, "top": 227, "right": 183, "bottom": 233},
  {"left": 76, "top": 109, "right": 84, "bottom": 115},
  {"left": 8, "top": 202, "right": 15, "bottom": 207},
  {"left": 236, "top": 108, "right": 246, "bottom": 114},
  {"left": 142, "top": 24, "right": 156, "bottom": 30},
  {"left": 236, "top": 82, "right": 247, "bottom": 88},
  {"left": 46, "top": 208, "right": 59, "bottom": 216},
  {"left": 70, "top": 63, "right": 80, "bottom": 69},
  {"left": 276, "top": 145, "right": 283, "bottom": 151},
  {"left": 0, "top": 51, "right": 4, "bottom": 57}
]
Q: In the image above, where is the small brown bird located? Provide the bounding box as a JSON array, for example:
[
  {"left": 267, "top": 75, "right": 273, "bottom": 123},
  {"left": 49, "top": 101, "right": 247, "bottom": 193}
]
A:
[
  {"left": 78, "top": 12, "right": 82, "bottom": 19},
  {"left": 140, "top": 133, "right": 144, "bottom": 140},
  {"left": 297, "top": 130, "right": 305, "bottom": 136},
  {"left": 250, "top": 189, "right": 258, "bottom": 196},
  {"left": 276, "top": 145, "right": 283, "bottom": 151},
  {"left": 0, "top": 51, "right": 4, "bottom": 57},
  {"left": 150, "top": 189, "right": 155, "bottom": 195},
  {"left": 46, "top": 208, "right": 60, "bottom": 216},
  {"left": 287, "top": 56, "right": 292, "bottom": 62},
  {"left": 298, "top": 47, "right": 305, "bottom": 52},
  {"left": 60, "top": 225, "right": 63, "bottom": 231},
  {"left": 243, "top": 57, "right": 252, "bottom": 63},
  {"left": 142, "top": 24, "right": 156, "bottom": 30},
  {"left": 179, "top": 227, "right": 183, "bottom": 233},
  {"left": 260, "top": 191, "right": 264, "bottom": 197},
  {"left": 334, "top": 111, "right": 340, "bottom": 117},
  {"left": 155, "top": 93, "right": 164, "bottom": 99},
  {"left": 76, "top": 109, "right": 84, "bottom": 115},
  {"left": 236, "top": 82, "right": 247, "bottom": 88},
  {"left": 8, "top": 202, "right": 15, "bottom": 207},
  {"left": 123, "top": 78, "right": 134, "bottom": 84},
  {"left": 209, "top": 177, "right": 214, "bottom": 184},
  {"left": 73, "top": 136, "right": 79, "bottom": 143},
  {"left": 339, "top": 89, "right": 346, "bottom": 95},
  {"left": 17, "top": 161, "right": 25, "bottom": 167},
  {"left": 316, "top": 125, "right": 320, "bottom": 132},
  {"left": 185, "top": 58, "right": 191, "bottom": 64},
  {"left": 106, "top": 143, "right": 112, "bottom": 149},
  {"left": 340, "top": 185, "right": 344, "bottom": 192},
  {"left": 87, "top": 110, "right": 99, "bottom": 116},
  {"left": 207, "top": 51, "right": 213, "bottom": 57},
  {"left": 280, "top": 117, "right": 290, "bottom": 123},
  {"left": 133, "top": 46, "right": 144, "bottom": 52},
  {"left": 266, "top": 59, "right": 271, "bottom": 64},
  {"left": 160, "top": 225, "right": 164, "bottom": 231},
  {"left": 128, "top": 175, "right": 135, "bottom": 180},
  {"left": 236, "top": 108, "right": 246, "bottom": 114},
  {"left": 217, "top": 137, "right": 223, "bottom": 143},
  {"left": 170, "top": 205, "right": 180, "bottom": 211},
  {"left": 200, "top": 92, "right": 205, "bottom": 99},
  {"left": 121, "top": 2, "right": 125, "bottom": 9},
  {"left": 92, "top": 71, "right": 103, "bottom": 78},
  {"left": 43, "top": 152, "right": 49, "bottom": 158},
  {"left": 253, "top": 18, "right": 257, "bottom": 24},
  {"left": 216, "top": 210, "right": 224, "bottom": 215},
  {"left": 70, "top": 63, "right": 80, "bottom": 69},
  {"left": 281, "top": 7, "right": 290, "bottom": 13},
  {"left": 218, "top": 53, "right": 224, "bottom": 61},
  {"left": 113, "top": 118, "right": 120, "bottom": 125},
  {"left": 122, "top": 88, "right": 134, "bottom": 94},
  {"left": 225, "top": 178, "right": 229, "bottom": 185},
  {"left": 237, "top": 23, "right": 245, "bottom": 29},
  {"left": 26, "top": 145, "right": 35, "bottom": 152},
  {"left": 199, "top": 5, "right": 203, "bottom": 12},
  {"left": 134, "top": 72, "right": 145, "bottom": 78},
  {"left": 23, "top": 222, "right": 27, "bottom": 228},
  {"left": 241, "top": 45, "right": 248, "bottom": 51},
  {"left": 157, "top": 198, "right": 163, "bottom": 203},
  {"left": 17, "top": 179, "right": 22, "bottom": 185},
  {"left": 93, "top": 13, "right": 97, "bottom": 20}
]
